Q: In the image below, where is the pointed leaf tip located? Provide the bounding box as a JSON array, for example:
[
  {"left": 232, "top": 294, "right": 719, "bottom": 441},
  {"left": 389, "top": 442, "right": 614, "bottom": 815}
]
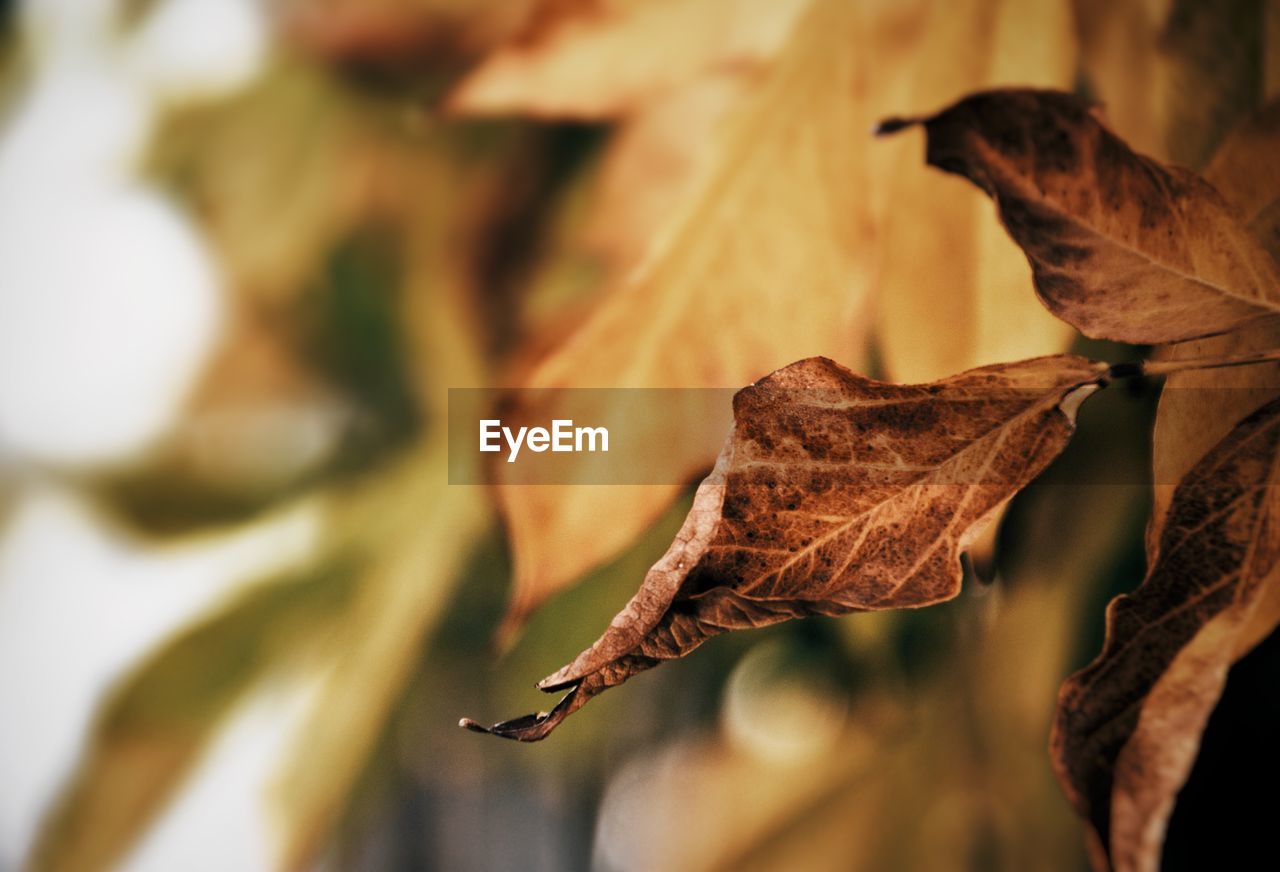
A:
[
  {"left": 460, "top": 686, "right": 581, "bottom": 742},
  {"left": 873, "top": 116, "right": 918, "bottom": 136}
]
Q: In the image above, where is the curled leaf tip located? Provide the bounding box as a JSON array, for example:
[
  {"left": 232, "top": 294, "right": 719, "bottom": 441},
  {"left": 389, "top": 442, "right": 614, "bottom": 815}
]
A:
[
  {"left": 873, "top": 116, "right": 917, "bottom": 136},
  {"left": 536, "top": 672, "right": 576, "bottom": 693},
  {"left": 460, "top": 686, "right": 581, "bottom": 742}
]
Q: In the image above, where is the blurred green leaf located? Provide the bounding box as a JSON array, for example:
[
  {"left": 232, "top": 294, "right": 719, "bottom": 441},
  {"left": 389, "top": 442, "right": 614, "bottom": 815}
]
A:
[{"left": 31, "top": 563, "right": 354, "bottom": 872}]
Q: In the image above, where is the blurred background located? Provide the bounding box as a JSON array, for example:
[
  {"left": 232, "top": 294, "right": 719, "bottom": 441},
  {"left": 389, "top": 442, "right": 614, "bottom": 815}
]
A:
[{"left": 0, "top": 1, "right": 1274, "bottom": 870}]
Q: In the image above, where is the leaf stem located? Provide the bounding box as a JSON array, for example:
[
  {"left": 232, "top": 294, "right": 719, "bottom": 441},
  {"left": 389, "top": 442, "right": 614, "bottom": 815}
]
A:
[{"left": 1112, "top": 349, "right": 1280, "bottom": 379}]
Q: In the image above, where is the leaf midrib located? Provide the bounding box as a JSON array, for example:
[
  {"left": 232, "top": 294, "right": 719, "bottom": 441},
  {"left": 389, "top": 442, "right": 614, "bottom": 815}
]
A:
[{"left": 978, "top": 138, "right": 1280, "bottom": 314}]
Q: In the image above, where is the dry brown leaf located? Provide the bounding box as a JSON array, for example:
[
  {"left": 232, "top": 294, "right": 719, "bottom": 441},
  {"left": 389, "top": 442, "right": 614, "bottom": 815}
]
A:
[
  {"left": 1051, "top": 394, "right": 1280, "bottom": 872},
  {"left": 1149, "top": 97, "right": 1280, "bottom": 673},
  {"left": 1150, "top": 98, "right": 1280, "bottom": 536},
  {"left": 446, "top": 0, "right": 810, "bottom": 118},
  {"left": 464, "top": 353, "right": 1108, "bottom": 740},
  {"left": 490, "top": 0, "right": 918, "bottom": 638},
  {"left": 879, "top": 88, "right": 1280, "bottom": 344},
  {"left": 875, "top": 0, "right": 1078, "bottom": 382}
]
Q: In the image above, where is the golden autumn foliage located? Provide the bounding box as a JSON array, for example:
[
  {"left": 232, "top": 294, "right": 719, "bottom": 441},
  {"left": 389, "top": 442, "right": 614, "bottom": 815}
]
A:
[{"left": 2, "top": 1, "right": 1279, "bottom": 871}]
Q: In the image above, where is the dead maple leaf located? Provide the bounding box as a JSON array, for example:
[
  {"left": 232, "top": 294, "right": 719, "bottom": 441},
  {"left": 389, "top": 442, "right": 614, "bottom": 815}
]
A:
[
  {"left": 878, "top": 88, "right": 1280, "bottom": 344},
  {"left": 1051, "top": 394, "right": 1280, "bottom": 872},
  {"left": 580, "top": 73, "right": 746, "bottom": 270},
  {"left": 487, "top": 0, "right": 918, "bottom": 640},
  {"left": 462, "top": 353, "right": 1108, "bottom": 740}
]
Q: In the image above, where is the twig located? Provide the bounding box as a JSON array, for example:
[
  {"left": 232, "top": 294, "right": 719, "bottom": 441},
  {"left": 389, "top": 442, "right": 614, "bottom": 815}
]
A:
[{"left": 1108, "top": 349, "right": 1280, "bottom": 379}]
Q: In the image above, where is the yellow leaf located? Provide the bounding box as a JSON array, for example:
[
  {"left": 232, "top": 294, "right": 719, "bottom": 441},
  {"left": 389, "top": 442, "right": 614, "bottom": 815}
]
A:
[
  {"left": 583, "top": 73, "right": 746, "bottom": 270},
  {"left": 493, "top": 0, "right": 914, "bottom": 637},
  {"left": 874, "top": 0, "right": 1077, "bottom": 382}
]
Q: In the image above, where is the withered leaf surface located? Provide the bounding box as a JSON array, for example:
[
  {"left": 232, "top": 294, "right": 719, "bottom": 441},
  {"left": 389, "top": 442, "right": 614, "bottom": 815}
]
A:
[
  {"left": 1150, "top": 100, "right": 1280, "bottom": 652},
  {"left": 879, "top": 88, "right": 1280, "bottom": 343},
  {"left": 1106, "top": 103, "right": 1280, "bottom": 872},
  {"left": 1152, "top": 99, "right": 1280, "bottom": 539},
  {"left": 1052, "top": 396, "right": 1280, "bottom": 872},
  {"left": 463, "top": 354, "right": 1107, "bottom": 740}
]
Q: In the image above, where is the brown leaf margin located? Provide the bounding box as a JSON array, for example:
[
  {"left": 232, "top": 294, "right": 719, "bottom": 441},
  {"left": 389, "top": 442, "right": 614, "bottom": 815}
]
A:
[{"left": 1051, "top": 394, "right": 1280, "bottom": 872}]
